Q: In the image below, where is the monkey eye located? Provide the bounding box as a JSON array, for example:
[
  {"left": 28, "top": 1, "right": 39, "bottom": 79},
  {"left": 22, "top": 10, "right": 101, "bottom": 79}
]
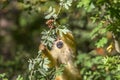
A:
[{"left": 56, "top": 41, "right": 63, "bottom": 49}]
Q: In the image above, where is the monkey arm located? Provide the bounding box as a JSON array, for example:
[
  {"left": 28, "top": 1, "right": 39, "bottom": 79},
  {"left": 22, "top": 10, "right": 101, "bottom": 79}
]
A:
[{"left": 39, "top": 44, "right": 56, "bottom": 67}]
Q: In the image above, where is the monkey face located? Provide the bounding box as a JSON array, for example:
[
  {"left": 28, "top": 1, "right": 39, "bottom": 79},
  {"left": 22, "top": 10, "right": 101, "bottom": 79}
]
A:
[
  {"left": 50, "top": 39, "right": 74, "bottom": 66},
  {"left": 56, "top": 40, "right": 63, "bottom": 49}
]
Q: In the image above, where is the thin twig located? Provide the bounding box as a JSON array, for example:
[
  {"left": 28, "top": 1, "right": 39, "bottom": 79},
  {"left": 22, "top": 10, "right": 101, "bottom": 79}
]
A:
[
  {"left": 43, "top": 28, "right": 53, "bottom": 44},
  {"left": 54, "top": 4, "right": 63, "bottom": 21},
  {"left": 29, "top": 70, "right": 33, "bottom": 80},
  {"left": 41, "top": 2, "right": 63, "bottom": 46}
]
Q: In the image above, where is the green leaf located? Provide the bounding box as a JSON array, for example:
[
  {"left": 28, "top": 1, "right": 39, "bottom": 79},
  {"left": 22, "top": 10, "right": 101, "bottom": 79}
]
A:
[
  {"left": 60, "top": 0, "right": 73, "bottom": 10},
  {"left": 90, "top": 22, "right": 103, "bottom": 39},
  {"left": 45, "top": 6, "right": 56, "bottom": 19},
  {"left": 0, "top": 73, "right": 6, "bottom": 78},
  {"left": 16, "top": 75, "right": 23, "bottom": 80},
  {"left": 57, "top": 25, "right": 70, "bottom": 37},
  {"left": 55, "top": 64, "right": 65, "bottom": 76},
  {"left": 77, "top": 0, "right": 91, "bottom": 8},
  {"left": 19, "top": 16, "right": 27, "bottom": 27},
  {"left": 95, "top": 37, "right": 108, "bottom": 48}
]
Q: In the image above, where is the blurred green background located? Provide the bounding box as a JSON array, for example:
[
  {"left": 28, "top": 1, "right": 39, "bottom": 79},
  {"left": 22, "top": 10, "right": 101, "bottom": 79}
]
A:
[{"left": 0, "top": 0, "right": 96, "bottom": 79}]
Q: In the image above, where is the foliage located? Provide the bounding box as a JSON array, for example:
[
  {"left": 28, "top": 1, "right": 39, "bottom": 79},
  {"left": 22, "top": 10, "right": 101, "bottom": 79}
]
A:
[
  {"left": 77, "top": 0, "right": 120, "bottom": 80},
  {"left": 78, "top": 0, "right": 120, "bottom": 50},
  {"left": 76, "top": 52, "right": 120, "bottom": 80},
  {"left": 0, "top": 0, "right": 120, "bottom": 80},
  {"left": 0, "top": 73, "right": 23, "bottom": 80},
  {"left": 28, "top": 50, "right": 55, "bottom": 80},
  {"left": 0, "top": 73, "right": 8, "bottom": 80},
  {"left": 28, "top": 26, "right": 70, "bottom": 79},
  {"left": 28, "top": 0, "right": 72, "bottom": 80}
]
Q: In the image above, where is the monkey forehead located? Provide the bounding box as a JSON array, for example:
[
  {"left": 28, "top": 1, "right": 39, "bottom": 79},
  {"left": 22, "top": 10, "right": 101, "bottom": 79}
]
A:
[
  {"left": 53, "top": 40, "right": 63, "bottom": 49},
  {"left": 54, "top": 40, "right": 63, "bottom": 44}
]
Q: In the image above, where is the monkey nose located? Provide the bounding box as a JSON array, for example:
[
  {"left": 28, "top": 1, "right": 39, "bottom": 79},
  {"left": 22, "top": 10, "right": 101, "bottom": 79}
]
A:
[{"left": 56, "top": 41, "right": 63, "bottom": 49}]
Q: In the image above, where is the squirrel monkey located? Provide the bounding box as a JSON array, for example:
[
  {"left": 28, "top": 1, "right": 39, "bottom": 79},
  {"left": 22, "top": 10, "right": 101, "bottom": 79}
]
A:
[
  {"left": 39, "top": 32, "right": 81, "bottom": 80},
  {"left": 39, "top": 19, "right": 81, "bottom": 80}
]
